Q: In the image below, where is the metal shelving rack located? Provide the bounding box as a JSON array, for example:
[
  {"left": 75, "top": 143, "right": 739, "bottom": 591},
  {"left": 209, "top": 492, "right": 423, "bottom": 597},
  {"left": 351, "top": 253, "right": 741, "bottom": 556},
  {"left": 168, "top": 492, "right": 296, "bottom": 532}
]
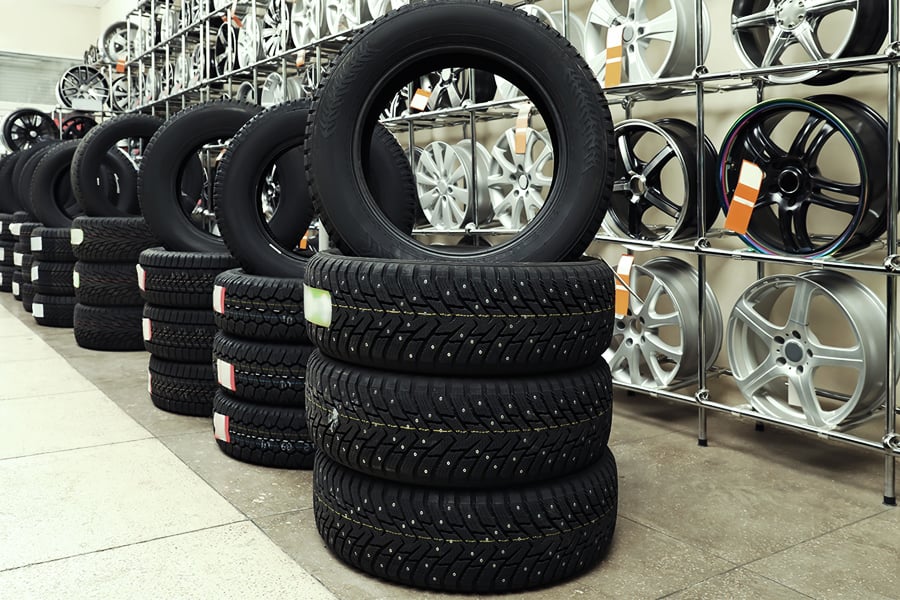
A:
[{"left": 112, "top": 0, "right": 900, "bottom": 502}]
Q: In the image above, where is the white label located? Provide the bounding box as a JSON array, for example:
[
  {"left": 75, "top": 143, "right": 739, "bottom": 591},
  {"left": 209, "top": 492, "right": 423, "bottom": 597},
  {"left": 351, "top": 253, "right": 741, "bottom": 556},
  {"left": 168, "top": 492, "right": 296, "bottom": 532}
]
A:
[
  {"left": 142, "top": 318, "right": 152, "bottom": 341},
  {"left": 31, "top": 265, "right": 39, "bottom": 283},
  {"left": 216, "top": 359, "right": 236, "bottom": 391},
  {"left": 304, "top": 285, "right": 332, "bottom": 328},
  {"left": 9, "top": 223, "right": 21, "bottom": 236},
  {"left": 213, "top": 412, "right": 231, "bottom": 443},
  {"left": 0, "top": 273, "right": 3, "bottom": 286},
  {"left": 136, "top": 264, "right": 146, "bottom": 291},
  {"left": 212, "top": 285, "right": 226, "bottom": 314},
  {"left": 13, "top": 252, "right": 23, "bottom": 266},
  {"left": 147, "top": 370, "right": 152, "bottom": 394},
  {"left": 30, "top": 236, "right": 42, "bottom": 252},
  {"left": 11, "top": 282, "right": 19, "bottom": 296},
  {"left": 32, "top": 303, "right": 44, "bottom": 319},
  {"left": 73, "top": 270, "right": 80, "bottom": 288},
  {"left": 0, "top": 248, "right": 4, "bottom": 261},
  {"left": 71, "top": 228, "right": 84, "bottom": 245}
]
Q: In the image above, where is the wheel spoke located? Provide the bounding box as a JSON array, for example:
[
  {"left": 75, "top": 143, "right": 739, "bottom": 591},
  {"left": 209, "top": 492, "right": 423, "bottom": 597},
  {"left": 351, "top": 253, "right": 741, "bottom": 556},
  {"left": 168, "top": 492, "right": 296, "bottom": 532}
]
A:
[
  {"left": 745, "top": 123, "right": 786, "bottom": 160},
  {"left": 805, "top": 0, "right": 857, "bottom": 15},
  {"left": 644, "top": 188, "right": 680, "bottom": 219},
  {"left": 643, "top": 145, "right": 676, "bottom": 177},
  {"left": 788, "top": 280, "right": 815, "bottom": 326},
  {"left": 643, "top": 333, "right": 683, "bottom": 362},
  {"left": 617, "top": 134, "right": 637, "bottom": 172},
  {"left": 789, "top": 373, "right": 827, "bottom": 428},
  {"left": 639, "top": 9, "right": 676, "bottom": 42},
  {"left": 806, "top": 121, "right": 836, "bottom": 160},
  {"left": 793, "top": 21, "right": 826, "bottom": 61},
  {"left": 809, "top": 339, "right": 865, "bottom": 369},
  {"left": 587, "top": 0, "right": 622, "bottom": 27},
  {"left": 761, "top": 27, "right": 792, "bottom": 66},
  {"left": 640, "top": 343, "right": 674, "bottom": 387},
  {"left": 732, "top": 5, "right": 778, "bottom": 29},
  {"left": 789, "top": 114, "right": 821, "bottom": 155},
  {"left": 732, "top": 297, "right": 782, "bottom": 341},
  {"left": 740, "top": 356, "right": 781, "bottom": 395},
  {"left": 811, "top": 176, "right": 861, "bottom": 197}
]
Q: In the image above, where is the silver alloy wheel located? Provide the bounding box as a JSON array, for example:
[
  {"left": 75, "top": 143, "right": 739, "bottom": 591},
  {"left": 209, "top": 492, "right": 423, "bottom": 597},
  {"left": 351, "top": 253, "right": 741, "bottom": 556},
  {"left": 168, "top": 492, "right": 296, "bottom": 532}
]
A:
[
  {"left": 284, "top": 75, "right": 312, "bottom": 99},
  {"left": 487, "top": 127, "right": 553, "bottom": 229},
  {"left": 143, "top": 68, "right": 160, "bottom": 104},
  {"left": 367, "top": 0, "right": 406, "bottom": 19},
  {"left": 173, "top": 53, "right": 189, "bottom": 92},
  {"left": 237, "top": 81, "right": 258, "bottom": 104},
  {"left": 419, "top": 68, "right": 472, "bottom": 110},
  {"left": 57, "top": 66, "right": 110, "bottom": 110},
  {"left": 291, "top": 0, "right": 323, "bottom": 48},
  {"left": 731, "top": 0, "right": 865, "bottom": 84},
  {"left": 604, "top": 257, "right": 722, "bottom": 390},
  {"left": 110, "top": 75, "right": 139, "bottom": 111},
  {"left": 99, "top": 22, "right": 139, "bottom": 64},
  {"left": 583, "top": 0, "right": 709, "bottom": 94},
  {"left": 550, "top": 11, "right": 586, "bottom": 55},
  {"left": 260, "top": 72, "right": 285, "bottom": 106},
  {"left": 263, "top": 0, "right": 289, "bottom": 58},
  {"left": 215, "top": 22, "right": 236, "bottom": 76},
  {"left": 189, "top": 45, "right": 206, "bottom": 86},
  {"left": 325, "top": 0, "right": 361, "bottom": 35},
  {"left": 728, "top": 270, "right": 890, "bottom": 429},
  {"left": 159, "top": 8, "right": 177, "bottom": 40},
  {"left": 415, "top": 140, "right": 491, "bottom": 230},
  {"left": 238, "top": 14, "right": 264, "bottom": 68}
]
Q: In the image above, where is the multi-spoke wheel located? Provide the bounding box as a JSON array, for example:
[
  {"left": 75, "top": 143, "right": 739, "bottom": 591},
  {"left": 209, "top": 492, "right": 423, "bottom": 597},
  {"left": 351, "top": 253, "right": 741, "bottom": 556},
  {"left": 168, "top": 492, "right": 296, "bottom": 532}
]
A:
[
  {"left": 605, "top": 257, "right": 722, "bottom": 390},
  {"left": 60, "top": 115, "right": 97, "bottom": 140},
  {"left": 57, "top": 66, "right": 110, "bottom": 110},
  {"left": 159, "top": 7, "right": 177, "bottom": 40},
  {"left": 99, "top": 21, "right": 139, "bottom": 63},
  {"left": 260, "top": 72, "right": 285, "bottom": 107},
  {"left": 285, "top": 73, "right": 314, "bottom": 99},
  {"left": 238, "top": 10, "right": 264, "bottom": 68},
  {"left": 487, "top": 127, "right": 553, "bottom": 229},
  {"left": 325, "top": 0, "right": 362, "bottom": 35},
  {"left": 728, "top": 270, "right": 890, "bottom": 429},
  {"left": 143, "top": 68, "right": 160, "bottom": 104},
  {"left": 367, "top": 0, "right": 406, "bottom": 19},
  {"left": 606, "top": 118, "right": 718, "bottom": 241},
  {"left": 291, "top": 0, "right": 323, "bottom": 48},
  {"left": 173, "top": 53, "right": 190, "bottom": 92},
  {"left": 418, "top": 68, "right": 495, "bottom": 110},
  {"left": 236, "top": 81, "right": 258, "bottom": 104},
  {"left": 415, "top": 140, "right": 492, "bottom": 230},
  {"left": 718, "top": 96, "right": 888, "bottom": 257},
  {"left": 381, "top": 86, "right": 410, "bottom": 119},
  {"left": 215, "top": 22, "right": 236, "bottom": 76},
  {"left": 584, "top": 0, "right": 709, "bottom": 96},
  {"left": 110, "top": 75, "right": 139, "bottom": 111},
  {"left": 2, "top": 109, "right": 56, "bottom": 151},
  {"left": 263, "top": 0, "right": 290, "bottom": 58},
  {"left": 189, "top": 45, "right": 207, "bottom": 86},
  {"left": 731, "top": 0, "right": 888, "bottom": 85}
]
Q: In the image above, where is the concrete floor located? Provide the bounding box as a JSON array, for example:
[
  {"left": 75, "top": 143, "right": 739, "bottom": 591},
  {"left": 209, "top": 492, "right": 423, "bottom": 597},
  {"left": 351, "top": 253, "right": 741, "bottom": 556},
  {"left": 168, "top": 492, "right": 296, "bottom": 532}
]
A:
[{"left": 1, "top": 291, "right": 898, "bottom": 600}]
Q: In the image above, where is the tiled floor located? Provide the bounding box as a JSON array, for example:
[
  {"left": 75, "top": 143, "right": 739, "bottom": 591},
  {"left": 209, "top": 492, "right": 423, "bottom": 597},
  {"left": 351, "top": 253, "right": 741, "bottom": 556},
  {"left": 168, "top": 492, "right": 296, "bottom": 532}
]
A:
[{"left": 1, "top": 292, "right": 898, "bottom": 600}]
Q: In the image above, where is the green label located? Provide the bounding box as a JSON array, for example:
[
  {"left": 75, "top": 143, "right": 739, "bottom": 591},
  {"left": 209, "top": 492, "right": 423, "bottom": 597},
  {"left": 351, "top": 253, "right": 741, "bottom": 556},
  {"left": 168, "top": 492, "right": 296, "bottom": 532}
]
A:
[{"left": 304, "top": 285, "right": 333, "bottom": 328}]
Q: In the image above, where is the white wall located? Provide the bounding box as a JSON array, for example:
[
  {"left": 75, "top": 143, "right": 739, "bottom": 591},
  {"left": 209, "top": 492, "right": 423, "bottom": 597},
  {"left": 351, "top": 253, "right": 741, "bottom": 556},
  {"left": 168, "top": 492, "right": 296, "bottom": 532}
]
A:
[
  {"left": 99, "top": 0, "right": 141, "bottom": 28},
  {"left": 0, "top": 0, "right": 100, "bottom": 59}
]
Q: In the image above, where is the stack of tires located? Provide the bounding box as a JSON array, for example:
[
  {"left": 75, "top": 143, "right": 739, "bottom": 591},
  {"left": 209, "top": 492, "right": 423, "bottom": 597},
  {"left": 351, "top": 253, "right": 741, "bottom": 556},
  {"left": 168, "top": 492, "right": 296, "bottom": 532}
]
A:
[
  {"left": 13, "top": 221, "right": 40, "bottom": 311},
  {"left": 72, "top": 217, "right": 157, "bottom": 350},
  {"left": 0, "top": 213, "right": 14, "bottom": 293},
  {"left": 135, "top": 101, "right": 257, "bottom": 417},
  {"left": 29, "top": 227, "right": 77, "bottom": 327}
]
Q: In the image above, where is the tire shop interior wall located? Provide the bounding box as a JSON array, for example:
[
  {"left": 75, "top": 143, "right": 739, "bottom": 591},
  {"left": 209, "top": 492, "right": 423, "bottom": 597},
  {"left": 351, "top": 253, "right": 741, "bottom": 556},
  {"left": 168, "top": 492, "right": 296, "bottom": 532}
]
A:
[{"left": 0, "top": 0, "right": 102, "bottom": 58}]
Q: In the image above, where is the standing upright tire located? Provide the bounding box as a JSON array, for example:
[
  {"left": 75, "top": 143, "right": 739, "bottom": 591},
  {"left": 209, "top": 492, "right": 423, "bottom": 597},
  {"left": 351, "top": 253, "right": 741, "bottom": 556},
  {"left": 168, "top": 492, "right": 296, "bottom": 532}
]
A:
[{"left": 306, "top": 0, "right": 614, "bottom": 262}]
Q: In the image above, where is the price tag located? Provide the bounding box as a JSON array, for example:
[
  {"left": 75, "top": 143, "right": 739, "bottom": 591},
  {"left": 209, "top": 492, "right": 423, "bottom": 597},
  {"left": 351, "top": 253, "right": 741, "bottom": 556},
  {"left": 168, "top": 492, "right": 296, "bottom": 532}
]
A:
[
  {"left": 299, "top": 230, "right": 310, "bottom": 250},
  {"left": 0, "top": 248, "right": 4, "bottom": 262},
  {"left": 213, "top": 412, "right": 231, "bottom": 442},
  {"left": 11, "top": 281, "right": 19, "bottom": 297},
  {"left": 73, "top": 270, "right": 80, "bottom": 289},
  {"left": 229, "top": 11, "right": 243, "bottom": 28},
  {"left": 9, "top": 223, "right": 21, "bottom": 236},
  {"left": 31, "top": 265, "right": 39, "bottom": 283},
  {"left": 147, "top": 370, "right": 153, "bottom": 394},
  {"left": 71, "top": 228, "right": 84, "bottom": 245},
  {"left": 304, "top": 285, "right": 332, "bottom": 327},
  {"left": 409, "top": 88, "right": 431, "bottom": 112},
  {"left": 515, "top": 103, "right": 532, "bottom": 155},
  {"left": 142, "top": 318, "right": 152, "bottom": 341},
  {"left": 604, "top": 25, "right": 625, "bottom": 88},
  {"left": 213, "top": 285, "right": 226, "bottom": 314},
  {"left": 614, "top": 254, "right": 635, "bottom": 319},
  {"left": 136, "top": 264, "right": 147, "bottom": 291},
  {"left": 116, "top": 59, "right": 126, "bottom": 73},
  {"left": 30, "top": 236, "right": 42, "bottom": 252},
  {"left": 32, "top": 303, "right": 44, "bottom": 319},
  {"left": 725, "top": 160, "right": 764, "bottom": 235},
  {"left": 13, "top": 252, "right": 23, "bottom": 267},
  {"left": 295, "top": 50, "right": 306, "bottom": 68},
  {"left": 216, "top": 359, "right": 236, "bottom": 391}
]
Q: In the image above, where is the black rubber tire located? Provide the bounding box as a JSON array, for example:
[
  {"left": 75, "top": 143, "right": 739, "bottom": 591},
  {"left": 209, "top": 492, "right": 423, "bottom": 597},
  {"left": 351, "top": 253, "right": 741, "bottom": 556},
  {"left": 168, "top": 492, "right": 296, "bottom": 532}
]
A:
[
  {"left": 0, "top": 266, "right": 12, "bottom": 292},
  {"left": 138, "top": 248, "right": 238, "bottom": 308},
  {"left": 32, "top": 294, "right": 76, "bottom": 328},
  {"left": 314, "top": 447, "right": 618, "bottom": 593},
  {"left": 213, "top": 269, "right": 308, "bottom": 343},
  {"left": 11, "top": 271, "right": 23, "bottom": 299},
  {"left": 72, "top": 114, "right": 161, "bottom": 217},
  {"left": 306, "top": 0, "right": 614, "bottom": 263},
  {"left": 139, "top": 100, "right": 261, "bottom": 253},
  {"left": 31, "top": 227, "right": 76, "bottom": 262},
  {"left": 22, "top": 282, "right": 34, "bottom": 312},
  {"left": 0, "top": 155, "right": 24, "bottom": 214},
  {"left": 31, "top": 261, "right": 76, "bottom": 296},
  {"left": 71, "top": 216, "right": 158, "bottom": 263},
  {"left": 214, "top": 99, "right": 417, "bottom": 277},
  {"left": 73, "top": 304, "right": 144, "bottom": 351},
  {"left": 74, "top": 262, "right": 144, "bottom": 307},
  {"left": 213, "top": 390, "right": 315, "bottom": 469},
  {"left": 21, "top": 254, "right": 34, "bottom": 281},
  {"left": 212, "top": 332, "right": 314, "bottom": 406},
  {"left": 306, "top": 351, "right": 613, "bottom": 487},
  {"left": 142, "top": 304, "right": 217, "bottom": 362},
  {"left": 305, "top": 252, "right": 615, "bottom": 376},
  {"left": 13, "top": 140, "right": 58, "bottom": 215},
  {"left": 11, "top": 211, "right": 32, "bottom": 223},
  {"left": 0, "top": 212, "right": 15, "bottom": 242},
  {"left": 0, "top": 241, "right": 12, "bottom": 266},
  {"left": 149, "top": 357, "right": 216, "bottom": 417}
]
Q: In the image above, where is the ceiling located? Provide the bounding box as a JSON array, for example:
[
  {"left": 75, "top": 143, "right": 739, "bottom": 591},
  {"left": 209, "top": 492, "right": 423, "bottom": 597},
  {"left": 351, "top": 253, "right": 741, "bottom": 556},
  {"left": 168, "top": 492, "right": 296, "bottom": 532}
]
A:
[{"left": 33, "top": 0, "right": 111, "bottom": 7}]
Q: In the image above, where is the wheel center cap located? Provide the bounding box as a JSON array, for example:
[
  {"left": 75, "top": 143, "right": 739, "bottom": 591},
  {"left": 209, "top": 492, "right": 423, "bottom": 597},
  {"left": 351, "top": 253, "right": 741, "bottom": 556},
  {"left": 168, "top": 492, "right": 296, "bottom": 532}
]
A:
[
  {"left": 784, "top": 340, "right": 805, "bottom": 363},
  {"left": 517, "top": 174, "right": 530, "bottom": 189},
  {"left": 777, "top": 0, "right": 806, "bottom": 29},
  {"left": 629, "top": 174, "right": 647, "bottom": 197},
  {"left": 622, "top": 25, "right": 635, "bottom": 42},
  {"left": 778, "top": 167, "right": 804, "bottom": 195},
  {"left": 29, "top": 130, "right": 37, "bottom": 138}
]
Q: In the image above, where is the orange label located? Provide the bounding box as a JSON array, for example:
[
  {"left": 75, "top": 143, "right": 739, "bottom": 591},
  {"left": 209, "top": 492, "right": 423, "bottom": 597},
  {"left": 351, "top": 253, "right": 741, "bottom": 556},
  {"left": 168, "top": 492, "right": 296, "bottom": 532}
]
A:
[
  {"left": 299, "top": 231, "right": 310, "bottom": 250},
  {"left": 514, "top": 103, "right": 532, "bottom": 154},
  {"left": 614, "top": 254, "right": 635, "bottom": 318},
  {"left": 409, "top": 88, "right": 431, "bottom": 112},
  {"left": 116, "top": 59, "right": 126, "bottom": 73},
  {"left": 295, "top": 50, "right": 306, "bottom": 68},
  {"left": 229, "top": 11, "right": 243, "bottom": 28},
  {"left": 604, "top": 25, "right": 625, "bottom": 88},
  {"left": 724, "top": 160, "right": 764, "bottom": 235}
]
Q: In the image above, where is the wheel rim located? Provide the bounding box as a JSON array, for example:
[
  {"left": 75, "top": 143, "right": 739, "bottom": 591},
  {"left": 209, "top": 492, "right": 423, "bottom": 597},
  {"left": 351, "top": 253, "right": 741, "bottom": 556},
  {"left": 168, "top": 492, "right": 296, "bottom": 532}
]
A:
[
  {"left": 261, "top": 72, "right": 284, "bottom": 106},
  {"left": 728, "top": 270, "right": 889, "bottom": 429},
  {"left": 584, "top": 0, "right": 708, "bottom": 95},
  {"left": 100, "top": 22, "right": 138, "bottom": 63},
  {"left": 487, "top": 127, "right": 553, "bottom": 229},
  {"left": 110, "top": 75, "right": 138, "bottom": 111},
  {"left": 415, "top": 140, "right": 490, "bottom": 230},
  {"left": 325, "top": 0, "right": 361, "bottom": 35},
  {"left": 367, "top": 0, "right": 406, "bottom": 19},
  {"left": 143, "top": 69, "right": 160, "bottom": 103},
  {"left": 237, "top": 81, "right": 257, "bottom": 103},
  {"left": 57, "top": 66, "right": 110, "bottom": 108},
  {"left": 3, "top": 110, "right": 56, "bottom": 151},
  {"left": 719, "top": 98, "right": 886, "bottom": 257},
  {"left": 215, "top": 23, "right": 236, "bottom": 76},
  {"left": 160, "top": 8, "right": 177, "bottom": 39},
  {"left": 190, "top": 45, "right": 206, "bottom": 85},
  {"left": 60, "top": 116, "right": 97, "bottom": 140},
  {"left": 731, "top": 0, "right": 865, "bottom": 84},
  {"left": 605, "top": 257, "right": 722, "bottom": 389},
  {"left": 263, "top": 0, "right": 289, "bottom": 58},
  {"left": 291, "top": 0, "right": 322, "bottom": 47},
  {"left": 238, "top": 15, "right": 263, "bottom": 68},
  {"left": 419, "top": 68, "right": 470, "bottom": 110},
  {"left": 173, "top": 54, "right": 189, "bottom": 91}
]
